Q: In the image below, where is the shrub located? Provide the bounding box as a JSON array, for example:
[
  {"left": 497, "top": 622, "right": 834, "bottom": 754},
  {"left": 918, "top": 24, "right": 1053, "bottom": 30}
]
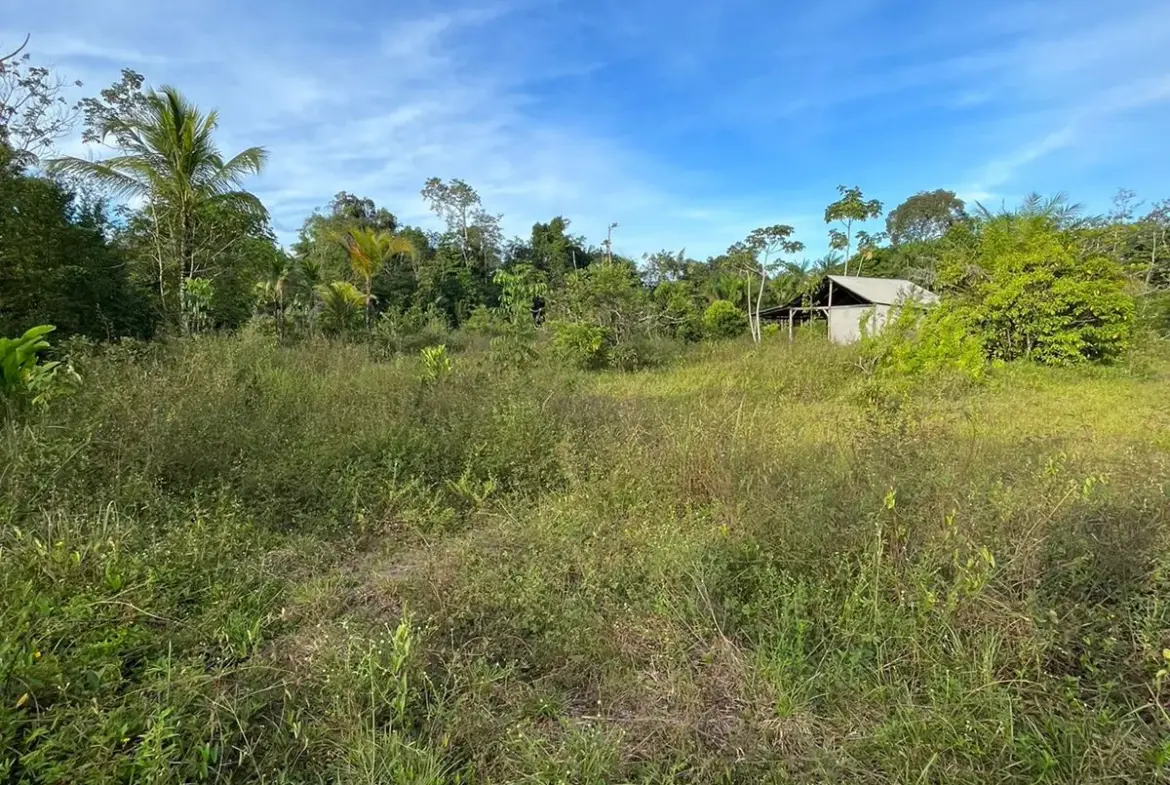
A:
[
  {"left": 0, "top": 325, "right": 80, "bottom": 409},
  {"left": 419, "top": 344, "right": 453, "bottom": 382},
  {"left": 374, "top": 308, "right": 459, "bottom": 358},
  {"left": 702, "top": 300, "right": 748, "bottom": 340},
  {"left": 860, "top": 302, "right": 987, "bottom": 380},
  {"left": 948, "top": 214, "right": 1136, "bottom": 364},
  {"left": 551, "top": 322, "right": 611, "bottom": 369},
  {"left": 463, "top": 305, "right": 509, "bottom": 337},
  {"left": 316, "top": 281, "right": 366, "bottom": 335},
  {"left": 607, "top": 335, "right": 676, "bottom": 372}
]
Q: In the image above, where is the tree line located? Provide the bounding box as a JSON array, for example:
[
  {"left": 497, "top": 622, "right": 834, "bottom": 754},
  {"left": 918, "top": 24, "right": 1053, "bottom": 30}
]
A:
[{"left": 2, "top": 41, "right": 1168, "bottom": 375}]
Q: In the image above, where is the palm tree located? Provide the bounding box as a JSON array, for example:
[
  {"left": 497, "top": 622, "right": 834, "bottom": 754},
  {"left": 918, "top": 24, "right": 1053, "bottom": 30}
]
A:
[
  {"left": 316, "top": 281, "right": 366, "bottom": 335},
  {"left": 49, "top": 86, "right": 267, "bottom": 323},
  {"left": 334, "top": 227, "right": 417, "bottom": 328},
  {"left": 255, "top": 253, "right": 295, "bottom": 341}
]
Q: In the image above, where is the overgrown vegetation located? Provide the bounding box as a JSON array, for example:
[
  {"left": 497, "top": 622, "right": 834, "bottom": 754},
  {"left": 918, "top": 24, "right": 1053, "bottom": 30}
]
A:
[
  {"left": 3, "top": 335, "right": 1169, "bottom": 782},
  {"left": 4, "top": 33, "right": 1170, "bottom": 784}
]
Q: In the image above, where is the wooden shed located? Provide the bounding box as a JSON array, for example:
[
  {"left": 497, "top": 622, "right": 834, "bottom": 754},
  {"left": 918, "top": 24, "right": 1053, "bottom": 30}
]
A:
[{"left": 759, "top": 275, "right": 939, "bottom": 344}]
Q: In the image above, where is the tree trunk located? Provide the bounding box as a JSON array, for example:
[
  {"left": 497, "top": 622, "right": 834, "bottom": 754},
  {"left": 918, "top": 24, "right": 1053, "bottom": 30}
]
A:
[
  {"left": 754, "top": 266, "right": 767, "bottom": 343},
  {"left": 277, "top": 289, "right": 285, "bottom": 342},
  {"left": 1147, "top": 228, "right": 1159, "bottom": 286},
  {"left": 365, "top": 276, "right": 373, "bottom": 329},
  {"left": 179, "top": 201, "right": 195, "bottom": 334},
  {"left": 744, "top": 272, "right": 754, "bottom": 342}
]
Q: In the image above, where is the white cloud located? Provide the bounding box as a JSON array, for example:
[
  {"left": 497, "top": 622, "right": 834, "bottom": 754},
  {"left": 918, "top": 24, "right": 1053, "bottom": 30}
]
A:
[{"left": 5, "top": 0, "right": 1170, "bottom": 259}]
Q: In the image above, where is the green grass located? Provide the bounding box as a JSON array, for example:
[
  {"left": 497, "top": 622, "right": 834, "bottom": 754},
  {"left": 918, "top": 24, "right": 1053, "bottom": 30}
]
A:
[{"left": 3, "top": 330, "right": 1169, "bottom": 783}]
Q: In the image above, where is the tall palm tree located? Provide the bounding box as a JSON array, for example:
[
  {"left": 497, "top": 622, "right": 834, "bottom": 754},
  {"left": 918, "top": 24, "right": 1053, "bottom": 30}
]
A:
[
  {"left": 255, "top": 253, "right": 295, "bottom": 341},
  {"left": 49, "top": 86, "right": 267, "bottom": 321},
  {"left": 334, "top": 227, "right": 417, "bottom": 328}
]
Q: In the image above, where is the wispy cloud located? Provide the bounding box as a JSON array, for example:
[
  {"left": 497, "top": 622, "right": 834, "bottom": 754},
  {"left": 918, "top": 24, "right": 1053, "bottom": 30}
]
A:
[{"left": 4, "top": 0, "right": 1170, "bottom": 258}]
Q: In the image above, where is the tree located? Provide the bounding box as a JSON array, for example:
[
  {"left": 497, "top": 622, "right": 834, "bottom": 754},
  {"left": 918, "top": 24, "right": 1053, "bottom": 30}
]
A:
[
  {"left": 944, "top": 210, "right": 1134, "bottom": 364},
  {"left": 886, "top": 190, "right": 967, "bottom": 245},
  {"left": 0, "top": 35, "right": 81, "bottom": 165},
  {"left": 421, "top": 178, "right": 500, "bottom": 270},
  {"left": 255, "top": 253, "right": 296, "bottom": 341},
  {"left": 316, "top": 281, "right": 366, "bottom": 335},
  {"left": 1138, "top": 199, "right": 1170, "bottom": 290},
  {"left": 493, "top": 264, "right": 548, "bottom": 325},
  {"left": 0, "top": 142, "right": 154, "bottom": 339},
  {"left": 732, "top": 225, "right": 804, "bottom": 343},
  {"left": 328, "top": 191, "right": 397, "bottom": 233},
  {"left": 50, "top": 83, "right": 268, "bottom": 330},
  {"left": 701, "top": 300, "right": 748, "bottom": 340},
  {"left": 335, "top": 227, "right": 417, "bottom": 328},
  {"left": 528, "top": 216, "right": 588, "bottom": 287},
  {"left": 824, "top": 185, "right": 883, "bottom": 275},
  {"left": 642, "top": 249, "right": 689, "bottom": 288}
]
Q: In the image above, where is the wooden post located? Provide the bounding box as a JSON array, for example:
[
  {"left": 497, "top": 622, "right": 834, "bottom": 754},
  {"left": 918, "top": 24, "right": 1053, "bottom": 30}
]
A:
[
  {"left": 826, "top": 279, "right": 834, "bottom": 342},
  {"left": 788, "top": 311, "right": 794, "bottom": 343}
]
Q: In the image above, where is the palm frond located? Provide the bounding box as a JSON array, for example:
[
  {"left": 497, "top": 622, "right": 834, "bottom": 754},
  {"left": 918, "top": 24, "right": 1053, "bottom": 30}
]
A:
[{"left": 46, "top": 156, "right": 147, "bottom": 200}]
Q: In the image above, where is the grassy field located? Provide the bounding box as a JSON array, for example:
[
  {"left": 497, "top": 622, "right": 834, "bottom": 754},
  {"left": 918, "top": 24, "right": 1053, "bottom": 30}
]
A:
[{"left": 3, "top": 332, "right": 1169, "bottom": 783}]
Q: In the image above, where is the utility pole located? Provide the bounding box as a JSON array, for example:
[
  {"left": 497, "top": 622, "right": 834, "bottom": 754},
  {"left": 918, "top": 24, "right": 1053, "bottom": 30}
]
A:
[{"left": 605, "top": 222, "right": 618, "bottom": 264}]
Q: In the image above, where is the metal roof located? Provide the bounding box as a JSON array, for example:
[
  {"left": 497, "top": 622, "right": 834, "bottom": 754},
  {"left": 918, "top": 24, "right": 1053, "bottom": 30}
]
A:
[{"left": 826, "top": 275, "right": 939, "bottom": 305}]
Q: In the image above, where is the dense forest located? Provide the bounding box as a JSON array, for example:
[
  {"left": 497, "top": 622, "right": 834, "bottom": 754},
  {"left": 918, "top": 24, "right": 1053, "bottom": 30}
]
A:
[
  {"left": 3, "top": 39, "right": 1170, "bottom": 785},
  {"left": 3, "top": 42, "right": 1169, "bottom": 375}
]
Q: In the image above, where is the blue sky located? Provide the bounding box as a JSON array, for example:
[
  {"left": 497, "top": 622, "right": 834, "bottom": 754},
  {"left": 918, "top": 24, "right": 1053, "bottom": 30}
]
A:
[{"left": 6, "top": 0, "right": 1170, "bottom": 258}]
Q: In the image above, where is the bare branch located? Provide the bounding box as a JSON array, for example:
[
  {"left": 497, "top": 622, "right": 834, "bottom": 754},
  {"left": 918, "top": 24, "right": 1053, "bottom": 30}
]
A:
[{"left": 0, "top": 34, "right": 30, "bottom": 66}]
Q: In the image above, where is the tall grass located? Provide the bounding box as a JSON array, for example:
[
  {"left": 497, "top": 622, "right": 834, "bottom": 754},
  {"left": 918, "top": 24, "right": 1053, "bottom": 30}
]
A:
[{"left": 2, "top": 331, "right": 1168, "bottom": 782}]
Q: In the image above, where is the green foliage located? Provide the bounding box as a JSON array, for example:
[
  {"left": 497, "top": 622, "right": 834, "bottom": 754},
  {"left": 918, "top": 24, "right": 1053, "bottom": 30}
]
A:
[
  {"left": 0, "top": 144, "right": 155, "bottom": 340},
  {"left": 316, "top": 280, "right": 366, "bottom": 335},
  {"left": 824, "top": 185, "right": 883, "bottom": 274},
  {"left": 860, "top": 303, "right": 987, "bottom": 380},
  {"left": 551, "top": 321, "right": 611, "bottom": 369},
  {"left": 493, "top": 264, "right": 548, "bottom": 325},
  {"left": 50, "top": 83, "right": 268, "bottom": 330},
  {"left": 886, "top": 189, "right": 968, "bottom": 245},
  {"left": 373, "top": 307, "right": 457, "bottom": 357},
  {"left": 419, "top": 344, "right": 453, "bottom": 382},
  {"left": 335, "top": 226, "right": 418, "bottom": 327},
  {"left": 2, "top": 333, "right": 1169, "bottom": 782},
  {"left": 701, "top": 299, "right": 748, "bottom": 340},
  {"left": 0, "top": 325, "right": 80, "bottom": 407},
  {"left": 554, "top": 261, "right": 647, "bottom": 340},
  {"left": 179, "top": 277, "right": 215, "bottom": 333},
  {"left": 953, "top": 214, "right": 1136, "bottom": 364},
  {"left": 653, "top": 280, "right": 704, "bottom": 342}
]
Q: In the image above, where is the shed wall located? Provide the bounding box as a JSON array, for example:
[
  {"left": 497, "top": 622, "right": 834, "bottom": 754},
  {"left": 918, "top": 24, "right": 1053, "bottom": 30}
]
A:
[{"left": 827, "top": 304, "right": 892, "bottom": 344}]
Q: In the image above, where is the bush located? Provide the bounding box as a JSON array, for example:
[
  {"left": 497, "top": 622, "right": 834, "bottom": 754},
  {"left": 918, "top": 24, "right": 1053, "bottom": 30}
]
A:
[
  {"left": 701, "top": 300, "right": 748, "bottom": 340},
  {"left": 607, "top": 335, "right": 677, "bottom": 371},
  {"left": 373, "top": 308, "right": 462, "bottom": 358},
  {"left": 861, "top": 303, "right": 987, "bottom": 380},
  {"left": 550, "top": 322, "right": 611, "bottom": 369},
  {"left": 946, "top": 214, "right": 1136, "bottom": 364},
  {"left": 462, "top": 305, "right": 510, "bottom": 337},
  {"left": 0, "top": 325, "right": 80, "bottom": 410}
]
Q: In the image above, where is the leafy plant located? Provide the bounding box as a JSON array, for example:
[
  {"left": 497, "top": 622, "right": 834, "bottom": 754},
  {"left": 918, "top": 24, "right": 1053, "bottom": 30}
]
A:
[
  {"left": 49, "top": 84, "right": 267, "bottom": 326},
  {"left": 551, "top": 322, "right": 610, "bottom": 369},
  {"left": 316, "top": 281, "right": 366, "bottom": 335},
  {"left": 334, "top": 227, "right": 417, "bottom": 328},
  {"left": 938, "top": 212, "right": 1136, "bottom": 364},
  {"left": 494, "top": 264, "right": 548, "bottom": 325},
  {"left": 419, "top": 344, "right": 452, "bottom": 382},
  {"left": 0, "top": 324, "right": 80, "bottom": 407},
  {"left": 860, "top": 301, "right": 986, "bottom": 379},
  {"left": 701, "top": 299, "right": 748, "bottom": 340},
  {"left": 180, "top": 277, "right": 215, "bottom": 333}
]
